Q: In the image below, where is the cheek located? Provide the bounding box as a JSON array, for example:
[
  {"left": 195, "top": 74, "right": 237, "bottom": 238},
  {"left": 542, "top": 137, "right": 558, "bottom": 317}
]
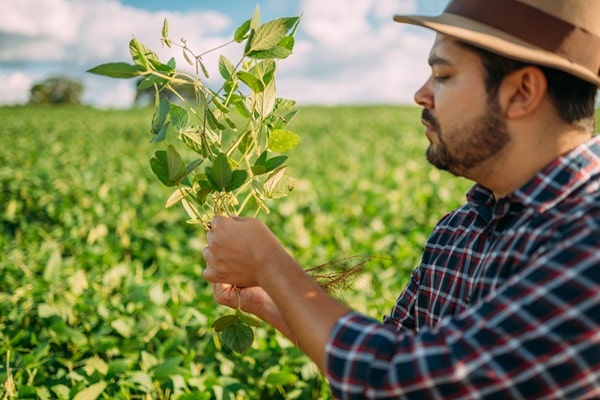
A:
[{"left": 436, "top": 91, "right": 486, "bottom": 131}]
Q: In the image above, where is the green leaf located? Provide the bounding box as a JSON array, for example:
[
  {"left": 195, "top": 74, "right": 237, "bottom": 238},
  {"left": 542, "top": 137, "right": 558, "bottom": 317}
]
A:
[
  {"left": 212, "top": 314, "right": 238, "bottom": 332},
  {"left": 169, "top": 104, "right": 188, "bottom": 130},
  {"left": 238, "top": 313, "right": 262, "bottom": 328},
  {"left": 194, "top": 179, "right": 213, "bottom": 204},
  {"left": 43, "top": 245, "right": 62, "bottom": 282},
  {"left": 166, "top": 57, "right": 176, "bottom": 70},
  {"left": 251, "top": 60, "right": 276, "bottom": 85},
  {"left": 234, "top": 19, "right": 251, "bottom": 43},
  {"left": 86, "top": 62, "right": 144, "bottom": 79},
  {"left": 111, "top": 317, "right": 135, "bottom": 338},
  {"left": 161, "top": 18, "right": 171, "bottom": 47},
  {"left": 180, "top": 129, "right": 204, "bottom": 154},
  {"left": 231, "top": 94, "right": 251, "bottom": 118},
  {"left": 251, "top": 151, "right": 268, "bottom": 175},
  {"left": 153, "top": 357, "right": 186, "bottom": 380},
  {"left": 183, "top": 49, "right": 194, "bottom": 66},
  {"left": 252, "top": 151, "right": 287, "bottom": 175},
  {"left": 185, "top": 159, "right": 203, "bottom": 175},
  {"left": 279, "top": 35, "right": 295, "bottom": 51},
  {"left": 236, "top": 71, "right": 264, "bottom": 92},
  {"left": 165, "top": 187, "right": 186, "bottom": 208},
  {"left": 223, "top": 79, "right": 238, "bottom": 102},
  {"left": 151, "top": 123, "right": 170, "bottom": 144},
  {"left": 106, "top": 359, "right": 131, "bottom": 379},
  {"left": 51, "top": 385, "right": 70, "bottom": 399},
  {"left": 264, "top": 166, "right": 296, "bottom": 199},
  {"left": 274, "top": 97, "right": 297, "bottom": 111},
  {"left": 73, "top": 381, "right": 107, "bottom": 400},
  {"left": 229, "top": 170, "right": 248, "bottom": 191},
  {"left": 268, "top": 129, "right": 300, "bottom": 152},
  {"left": 65, "top": 326, "right": 88, "bottom": 347},
  {"left": 265, "top": 371, "right": 298, "bottom": 386},
  {"left": 199, "top": 60, "right": 210, "bottom": 79},
  {"left": 253, "top": 79, "right": 276, "bottom": 116},
  {"left": 150, "top": 145, "right": 186, "bottom": 187},
  {"left": 137, "top": 76, "right": 161, "bottom": 90},
  {"left": 211, "top": 94, "right": 230, "bottom": 114},
  {"left": 126, "top": 372, "right": 154, "bottom": 392},
  {"left": 221, "top": 320, "right": 254, "bottom": 353},
  {"left": 250, "top": 6, "right": 261, "bottom": 30},
  {"left": 248, "top": 46, "right": 293, "bottom": 60},
  {"left": 148, "top": 57, "right": 176, "bottom": 74},
  {"left": 249, "top": 36, "right": 295, "bottom": 60},
  {"left": 150, "top": 97, "right": 171, "bottom": 142},
  {"left": 129, "top": 38, "right": 158, "bottom": 68},
  {"left": 205, "top": 153, "right": 232, "bottom": 191},
  {"left": 218, "top": 55, "right": 235, "bottom": 80},
  {"left": 246, "top": 17, "right": 299, "bottom": 54},
  {"left": 205, "top": 108, "right": 226, "bottom": 131},
  {"left": 265, "top": 155, "right": 287, "bottom": 172}
]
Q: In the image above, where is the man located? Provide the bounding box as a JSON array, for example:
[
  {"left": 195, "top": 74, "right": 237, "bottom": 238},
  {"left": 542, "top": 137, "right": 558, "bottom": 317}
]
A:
[{"left": 202, "top": 0, "right": 600, "bottom": 398}]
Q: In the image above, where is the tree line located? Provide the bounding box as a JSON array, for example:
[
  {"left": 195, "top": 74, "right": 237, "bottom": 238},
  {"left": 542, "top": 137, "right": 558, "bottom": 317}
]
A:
[{"left": 29, "top": 76, "right": 196, "bottom": 106}]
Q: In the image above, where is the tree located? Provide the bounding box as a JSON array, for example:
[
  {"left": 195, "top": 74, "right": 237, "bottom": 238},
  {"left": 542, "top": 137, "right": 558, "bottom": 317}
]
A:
[{"left": 30, "top": 77, "right": 83, "bottom": 105}]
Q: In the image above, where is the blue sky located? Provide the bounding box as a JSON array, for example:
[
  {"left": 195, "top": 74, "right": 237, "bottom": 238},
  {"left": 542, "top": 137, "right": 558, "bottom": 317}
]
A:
[{"left": 0, "top": 0, "right": 448, "bottom": 108}]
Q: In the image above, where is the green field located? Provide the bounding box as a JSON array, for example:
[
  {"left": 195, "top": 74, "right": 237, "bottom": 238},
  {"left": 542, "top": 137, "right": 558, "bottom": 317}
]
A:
[{"left": 0, "top": 104, "right": 520, "bottom": 398}]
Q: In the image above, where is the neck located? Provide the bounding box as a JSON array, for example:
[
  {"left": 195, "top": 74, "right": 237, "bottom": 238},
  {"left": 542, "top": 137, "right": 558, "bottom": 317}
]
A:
[{"left": 474, "top": 125, "right": 592, "bottom": 199}]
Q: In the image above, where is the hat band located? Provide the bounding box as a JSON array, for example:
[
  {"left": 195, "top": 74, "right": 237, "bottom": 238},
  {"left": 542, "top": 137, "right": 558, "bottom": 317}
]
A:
[{"left": 446, "top": 0, "right": 600, "bottom": 75}]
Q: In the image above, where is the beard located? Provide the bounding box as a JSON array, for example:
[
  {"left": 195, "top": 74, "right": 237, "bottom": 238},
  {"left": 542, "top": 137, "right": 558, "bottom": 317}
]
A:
[{"left": 423, "top": 97, "right": 510, "bottom": 177}]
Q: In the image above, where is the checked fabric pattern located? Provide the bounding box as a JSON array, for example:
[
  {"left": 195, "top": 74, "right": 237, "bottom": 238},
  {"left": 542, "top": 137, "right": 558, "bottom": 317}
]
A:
[{"left": 326, "top": 136, "right": 600, "bottom": 399}]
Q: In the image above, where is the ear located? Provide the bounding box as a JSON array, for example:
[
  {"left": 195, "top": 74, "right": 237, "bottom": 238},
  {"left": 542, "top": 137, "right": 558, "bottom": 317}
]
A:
[{"left": 499, "top": 66, "right": 548, "bottom": 120}]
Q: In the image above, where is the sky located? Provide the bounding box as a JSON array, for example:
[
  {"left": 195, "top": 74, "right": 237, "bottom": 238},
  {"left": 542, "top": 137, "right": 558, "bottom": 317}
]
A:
[{"left": 0, "top": 0, "right": 449, "bottom": 108}]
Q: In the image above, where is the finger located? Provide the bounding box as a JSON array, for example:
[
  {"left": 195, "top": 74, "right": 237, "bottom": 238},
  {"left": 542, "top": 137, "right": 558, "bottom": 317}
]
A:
[
  {"left": 202, "top": 264, "right": 217, "bottom": 282},
  {"left": 205, "top": 228, "right": 214, "bottom": 245},
  {"left": 210, "top": 215, "right": 227, "bottom": 230},
  {"left": 213, "top": 283, "right": 238, "bottom": 307},
  {"left": 202, "top": 246, "right": 212, "bottom": 263},
  {"left": 231, "top": 215, "right": 250, "bottom": 222}
]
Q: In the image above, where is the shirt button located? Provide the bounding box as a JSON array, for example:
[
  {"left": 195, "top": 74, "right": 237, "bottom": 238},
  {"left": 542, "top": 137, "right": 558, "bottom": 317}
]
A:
[{"left": 465, "top": 296, "right": 471, "bottom": 305}]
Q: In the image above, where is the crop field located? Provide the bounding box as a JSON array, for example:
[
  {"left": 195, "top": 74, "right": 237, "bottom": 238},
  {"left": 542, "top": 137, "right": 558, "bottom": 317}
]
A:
[{"left": 6, "top": 104, "right": 594, "bottom": 399}]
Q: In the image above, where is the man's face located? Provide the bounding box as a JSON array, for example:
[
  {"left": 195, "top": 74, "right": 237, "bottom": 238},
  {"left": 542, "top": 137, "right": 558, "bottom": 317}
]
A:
[{"left": 414, "top": 35, "right": 510, "bottom": 179}]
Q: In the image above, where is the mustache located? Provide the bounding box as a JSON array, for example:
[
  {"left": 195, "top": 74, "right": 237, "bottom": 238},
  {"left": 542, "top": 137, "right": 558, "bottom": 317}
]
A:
[{"left": 421, "top": 109, "right": 439, "bottom": 129}]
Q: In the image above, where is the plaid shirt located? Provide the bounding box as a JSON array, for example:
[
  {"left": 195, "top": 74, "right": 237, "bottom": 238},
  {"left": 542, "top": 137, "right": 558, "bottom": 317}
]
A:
[{"left": 325, "top": 135, "right": 600, "bottom": 399}]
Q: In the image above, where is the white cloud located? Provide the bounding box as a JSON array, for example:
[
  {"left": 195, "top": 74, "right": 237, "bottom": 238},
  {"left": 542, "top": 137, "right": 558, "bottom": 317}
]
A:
[
  {"left": 277, "top": 0, "right": 433, "bottom": 104},
  {"left": 0, "top": 0, "right": 436, "bottom": 107},
  {"left": 83, "top": 75, "right": 136, "bottom": 108},
  {"left": 0, "top": 0, "right": 79, "bottom": 41},
  {"left": 0, "top": 71, "right": 33, "bottom": 104}
]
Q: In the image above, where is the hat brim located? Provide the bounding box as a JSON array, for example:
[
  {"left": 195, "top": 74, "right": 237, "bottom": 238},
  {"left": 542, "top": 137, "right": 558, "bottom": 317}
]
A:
[{"left": 394, "top": 13, "right": 600, "bottom": 87}]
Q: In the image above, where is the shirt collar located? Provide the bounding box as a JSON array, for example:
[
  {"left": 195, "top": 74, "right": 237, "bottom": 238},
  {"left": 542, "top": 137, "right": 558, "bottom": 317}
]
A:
[{"left": 467, "top": 135, "right": 600, "bottom": 215}]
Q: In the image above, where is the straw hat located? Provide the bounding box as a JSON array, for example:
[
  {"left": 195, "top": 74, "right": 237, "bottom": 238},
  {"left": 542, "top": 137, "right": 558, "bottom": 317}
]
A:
[{"left": 394, "top": 0, "right": 600, "bottom": 87}]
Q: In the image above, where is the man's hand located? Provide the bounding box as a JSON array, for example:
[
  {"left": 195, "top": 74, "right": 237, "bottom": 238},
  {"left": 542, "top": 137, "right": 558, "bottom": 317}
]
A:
[
  {"left": 203, "top": 215, "right": 352, "bottom": 372},
  {"left": 202, "top": 216, "right": 289, "bottom": 288},
  {"left": 211, "top": 283, "right": 297, "bottom": 342}
]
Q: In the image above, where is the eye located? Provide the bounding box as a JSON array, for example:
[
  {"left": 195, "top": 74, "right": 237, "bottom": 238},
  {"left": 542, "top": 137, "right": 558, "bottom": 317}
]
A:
[{"left": 434, "top": 75, "right": 449, "bottom": 82}]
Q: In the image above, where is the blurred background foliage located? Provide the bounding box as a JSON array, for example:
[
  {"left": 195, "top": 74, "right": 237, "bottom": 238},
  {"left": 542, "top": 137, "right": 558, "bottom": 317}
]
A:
[{"left": 2, "top": 104, "right": 561, "bottom": 398}]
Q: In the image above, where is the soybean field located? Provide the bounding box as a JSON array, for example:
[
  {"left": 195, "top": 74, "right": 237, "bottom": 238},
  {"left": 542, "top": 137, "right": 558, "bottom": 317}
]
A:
[{"left": 1, "top": 104, "right": 484, "bottom": 399}]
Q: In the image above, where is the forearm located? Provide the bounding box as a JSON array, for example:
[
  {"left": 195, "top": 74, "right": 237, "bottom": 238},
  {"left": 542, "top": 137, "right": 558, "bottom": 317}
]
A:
[
  {"left": 203, "top": 215, "right": 353, "bottom": 370},
  {"left": 244, "top": 295, "right": 298, "bottom": 344},
  {"left": 258, "top": 252, "right": 352, "bottom": 372}
]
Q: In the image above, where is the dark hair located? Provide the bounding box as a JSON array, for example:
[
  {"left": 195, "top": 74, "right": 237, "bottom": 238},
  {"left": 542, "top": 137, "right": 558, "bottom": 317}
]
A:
[{"left": 459, "top": 42, "right": 598, "bottom": 131}]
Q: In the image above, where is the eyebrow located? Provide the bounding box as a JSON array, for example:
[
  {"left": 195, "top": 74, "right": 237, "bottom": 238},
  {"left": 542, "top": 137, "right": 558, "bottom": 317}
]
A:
[{"left": 428, "top": 55, "right": 453, "bottom": 67}]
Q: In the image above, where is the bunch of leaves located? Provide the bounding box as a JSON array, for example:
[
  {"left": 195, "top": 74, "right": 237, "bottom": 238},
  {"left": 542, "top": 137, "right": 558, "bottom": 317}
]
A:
[
  {"left": 88, "top": 8, "right": 301, "bottom": 354},
  {"left": 89, "top": 8, "right": 300, "bottom": 224}
]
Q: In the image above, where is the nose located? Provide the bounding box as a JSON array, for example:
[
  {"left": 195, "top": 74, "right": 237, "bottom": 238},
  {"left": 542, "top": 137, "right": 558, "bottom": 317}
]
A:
[{"left": 414, "top": 76, "right": 433, "bottom": 108}]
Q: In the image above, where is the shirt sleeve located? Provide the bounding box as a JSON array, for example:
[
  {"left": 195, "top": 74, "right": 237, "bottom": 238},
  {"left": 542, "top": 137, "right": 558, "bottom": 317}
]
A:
[{"left": 324, "top": 220, "right": 600, "bottom": 399}]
